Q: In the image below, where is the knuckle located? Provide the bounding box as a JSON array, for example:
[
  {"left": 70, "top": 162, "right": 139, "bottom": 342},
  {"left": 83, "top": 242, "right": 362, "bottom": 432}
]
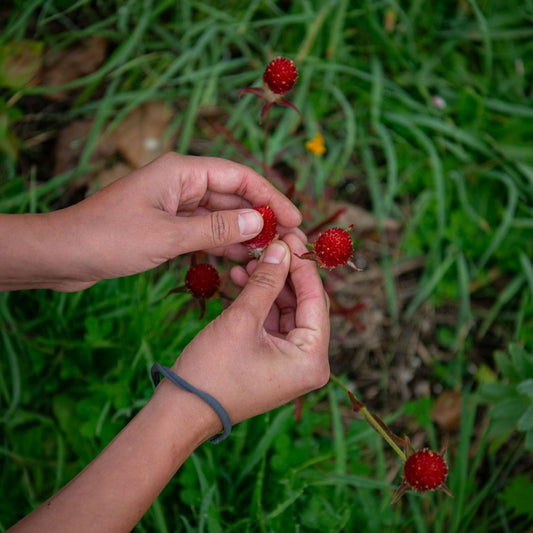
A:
[
  {"left": 210, "top": 212, "right": 229, "bottom": 246},
  {"left": 249, "top": 270, "right": 278, "bottom": 290}
]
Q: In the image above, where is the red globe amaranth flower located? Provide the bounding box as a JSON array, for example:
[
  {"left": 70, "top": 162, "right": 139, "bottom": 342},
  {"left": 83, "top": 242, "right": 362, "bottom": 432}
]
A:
[
  {"left": 166, "top": 262, "right": 223, "bottom": 319},
  {"left": 299, "top": 226, "right": 361, "bottom": 271},
  {"left": 390, "top": 444, "right": 452, "bottom": 504},
  {"left": 262, "top": 57, "right": 298, "bottom": 95},
  {"left": 403, "top": 449, "right": 449, "bottom": 492},
  {"left": 313, "top": 227, "right": 354, "bottom": 269},
  {"left": 185, "top": 263, "right": 220, "bottom": 299},
  {"left": 243, "top": 205, "right": 278, "bottom": 256},
  {"left": 337, "top": 383, "right": 453, "bottom": 505},
  {"left": 239, "top": 56, "right": 300, "bottom": 123}
]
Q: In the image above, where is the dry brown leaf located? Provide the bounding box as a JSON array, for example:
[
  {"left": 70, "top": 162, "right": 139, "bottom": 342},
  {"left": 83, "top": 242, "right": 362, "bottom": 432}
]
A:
[
  {"left": 431, "top": 390, "right": 463, "bottom": 431},
  {"left": 53, "top": 118, "right": 116, "bottom": 175},
  {"left": 41, "top": 36, "right": 108, "bottom": 101},
  {"left": 329, "top": 201, "right": 402, "bottom": 236},
  {"left": 111, "top": 101, "right": 174, "bottom": 168}
]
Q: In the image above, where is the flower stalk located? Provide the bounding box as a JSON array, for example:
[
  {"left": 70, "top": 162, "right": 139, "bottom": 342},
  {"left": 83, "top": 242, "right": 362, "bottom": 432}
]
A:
[{"left": 329, "top": 373, "right": 407, "bottom": 462}]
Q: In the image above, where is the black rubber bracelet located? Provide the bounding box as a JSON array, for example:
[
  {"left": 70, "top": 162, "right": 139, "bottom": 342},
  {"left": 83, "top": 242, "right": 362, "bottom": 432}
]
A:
[{"left": 150, "top": 363, "right": 232, "bottom": 443}]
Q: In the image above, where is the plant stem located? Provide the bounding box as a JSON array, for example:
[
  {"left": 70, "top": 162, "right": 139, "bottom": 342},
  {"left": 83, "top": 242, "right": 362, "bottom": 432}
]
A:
[
  {"left": 329, "top": 372, "right": 351, "bottom": 395},
  {"left": 262, "top": 113, "right": 272, "bottom": 178},
  {"left": 329, "top": 373, "right": 407, "bottom": 462}
]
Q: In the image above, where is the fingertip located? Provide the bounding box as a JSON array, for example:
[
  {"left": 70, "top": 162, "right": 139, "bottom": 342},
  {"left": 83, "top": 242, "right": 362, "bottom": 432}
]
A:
[
  {"left": 292, "top": 227, "right": 308, "bottom": 244},
  {"left": 288, "top": 207, "right": 303, "bottom": 227},
  {"left": 238, "top": 209, "right": 264, "bottom": 239},
  {"left": 231, "top": 241, "right": 290, "bottom": 322},
  {"left": 283, "top": 232, "right": 309, "bottom": 256},
  {"left": 262, "top": 240, "right": 289, "bottom": 265},
  {"left": 246, "top": 260, "right": 259, "bottom": 275},
  {"left": 230, "top": 265, "right": 248, "bottom": 287}
]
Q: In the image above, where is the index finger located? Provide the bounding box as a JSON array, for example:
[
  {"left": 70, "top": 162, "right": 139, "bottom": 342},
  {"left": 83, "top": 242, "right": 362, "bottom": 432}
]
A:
[
  {"left": 283, "top": 233, "right": 330, "bottom": 349},
  {"left": 188, "top": 155, "right": 302, "bottom": 228}
]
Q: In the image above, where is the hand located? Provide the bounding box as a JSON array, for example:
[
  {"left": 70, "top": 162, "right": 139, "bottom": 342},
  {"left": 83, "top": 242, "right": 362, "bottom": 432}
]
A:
[
  {"left": 165, "top": 233, "right": 330, "bottom": 428},
  {"left": 6, "top": 235, "right": 330, "bottom": 533},
  {"left": 3, "top": 152, "right": 303, "bottom": 292}
]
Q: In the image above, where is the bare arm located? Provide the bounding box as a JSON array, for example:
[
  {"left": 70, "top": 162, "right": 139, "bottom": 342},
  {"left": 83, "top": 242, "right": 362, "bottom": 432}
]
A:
[
  {"left": 8, "top": 381, "right": 219, "bottom": 532},
  {"left": 8, "top": 235, "right": 330, "bottom": 532}
]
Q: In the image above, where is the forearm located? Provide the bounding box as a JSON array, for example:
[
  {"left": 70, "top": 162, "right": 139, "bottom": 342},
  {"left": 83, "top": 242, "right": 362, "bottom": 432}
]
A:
[
  {"left": 0, "top": 211, "right": 94, "bottom": 292},
  {"left": 8, "top": 379, "right": 220, "bottom": 533}
]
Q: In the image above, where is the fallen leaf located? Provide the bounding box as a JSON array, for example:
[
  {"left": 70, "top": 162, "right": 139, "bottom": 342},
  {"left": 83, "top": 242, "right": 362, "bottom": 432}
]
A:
[
  {"left": 41, "top": 36, "right": 108, "bottom": 101},
  {"left": 0, "top": 40, "right": 44, "bottom": 89},
  {"left": 431, "top": 390, "right": 462, "bottom": 431},
  {"left": 111, "top": 101, "right": 174, "bottom": 168},
  {"left": 329, "top": 201, "right": 402, "bottom": 236},
  {"left": 53, "top": 119, "right": 116, "bottom": 175}
]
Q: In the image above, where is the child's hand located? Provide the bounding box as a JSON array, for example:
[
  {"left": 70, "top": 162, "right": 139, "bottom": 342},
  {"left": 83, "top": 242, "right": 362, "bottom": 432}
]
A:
[
  {"left": 161, "top": 233, "right": 330, "bottom": 430},
  {"left": 2, "top": 153, "right": 303, "bottom": 291}
]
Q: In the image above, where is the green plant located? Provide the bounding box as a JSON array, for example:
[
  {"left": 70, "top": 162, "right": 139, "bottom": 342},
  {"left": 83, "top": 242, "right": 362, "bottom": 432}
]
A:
[
  {"left": 479, "top": 343, "right": 533, "bottom": 451},
  {"left": 2, "top": 0, "right": 533, "bottom": 531}
]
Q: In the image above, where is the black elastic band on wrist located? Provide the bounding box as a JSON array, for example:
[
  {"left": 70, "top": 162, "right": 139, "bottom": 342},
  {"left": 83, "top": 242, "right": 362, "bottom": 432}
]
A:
[{"left": 151, "top": 363, "right": 232, "bottom": 443}]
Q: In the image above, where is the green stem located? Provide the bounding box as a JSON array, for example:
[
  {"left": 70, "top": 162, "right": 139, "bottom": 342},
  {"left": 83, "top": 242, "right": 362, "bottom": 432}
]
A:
[
  {"left": 329, "top": 372, "right": 351, "bottom": 395},
  {"left": 262, "top": 113, "right": 272, "bottom": 177},
  {"left": 360, "top": 405, "right": 407, "bottom": 462},
  {"left": 329, "top": 373, "right": 407, "bottom": 462}
]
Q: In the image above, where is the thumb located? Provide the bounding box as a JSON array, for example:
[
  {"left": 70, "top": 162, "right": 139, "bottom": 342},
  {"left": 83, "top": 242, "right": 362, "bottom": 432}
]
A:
[
  {"left": 174, "top": 209, "right": 264, "bottom": 253},
  {"left": 232, "top": 240, "right": 290, "bottom": 322}
]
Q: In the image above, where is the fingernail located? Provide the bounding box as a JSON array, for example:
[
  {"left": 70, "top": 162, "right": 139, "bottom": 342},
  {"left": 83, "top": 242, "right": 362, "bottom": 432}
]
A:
[
  {"left": 263, "top": 241, "right": 286, "bottom": 264},
  {"left": 238, "top": 210, "right": 263, "bottom": 237}
]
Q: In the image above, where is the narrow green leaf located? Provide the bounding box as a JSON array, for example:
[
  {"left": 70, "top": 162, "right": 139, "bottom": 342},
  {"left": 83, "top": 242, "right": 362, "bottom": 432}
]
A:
[
  {"left": 517, "top": 403, "right": 533, "bottom": 431},
  {"left": 517, "top": 379, "right": 533, "bottom": 398},
  {"left": 479, "top": 275, "right": 525, "bottom": 338},
  {"left": 236, "top": 407, "right": 292, "bottom": 484}
]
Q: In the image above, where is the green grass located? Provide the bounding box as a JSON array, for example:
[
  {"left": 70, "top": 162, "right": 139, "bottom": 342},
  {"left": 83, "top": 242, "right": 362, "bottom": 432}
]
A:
[{"left": 1, "top": 0, "right": 533, "bottom": 531}]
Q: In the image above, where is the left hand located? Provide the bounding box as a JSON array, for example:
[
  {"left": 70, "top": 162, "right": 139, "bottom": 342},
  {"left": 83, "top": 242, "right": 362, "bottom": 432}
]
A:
[{"left": 40, "top": 152, "right": 303, "bottom": 290}]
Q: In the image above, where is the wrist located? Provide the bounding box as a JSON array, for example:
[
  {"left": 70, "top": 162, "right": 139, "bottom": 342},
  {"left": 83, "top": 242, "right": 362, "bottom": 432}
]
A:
[
  {"left": 0, "top": 213, "right": 63, "bottom": 291},
  {"left": 149, "top": 376, "right": 223, "bottom": 449}
]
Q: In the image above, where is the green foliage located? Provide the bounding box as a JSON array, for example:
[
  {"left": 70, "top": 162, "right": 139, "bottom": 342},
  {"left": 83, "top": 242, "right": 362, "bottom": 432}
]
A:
[
  {"left": 479, "top": 344, "right": 533, "bottom": 451},
  {"left": 500, "top": 474, "right": 533, "bottom": 521},
  {"left": 1, "top": 0, "right": 533, "bottom": 531}
]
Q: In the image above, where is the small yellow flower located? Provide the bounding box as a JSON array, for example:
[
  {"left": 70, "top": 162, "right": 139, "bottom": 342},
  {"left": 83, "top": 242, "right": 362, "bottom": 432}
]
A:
[{"left": 305, "top": 132, "right": 326, "bottom": 156}]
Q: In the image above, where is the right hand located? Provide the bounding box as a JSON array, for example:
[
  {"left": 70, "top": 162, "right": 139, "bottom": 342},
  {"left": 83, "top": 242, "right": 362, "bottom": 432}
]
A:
[{"left": 169, "top": 233, "right": 331, "bottom": 427}]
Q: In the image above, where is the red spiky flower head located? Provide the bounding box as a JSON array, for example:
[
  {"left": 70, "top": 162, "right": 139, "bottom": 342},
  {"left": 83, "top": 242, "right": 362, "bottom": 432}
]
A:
[
  {"left": 167, "top": 262, "right": 222, "bottom": 319},
  {"left": 299, "top": 226, "right": 361, "bottom": 271},
  {"left": 240, "top": 56, "right": 300, "bottom": 123},
  {"left": 263, "top": 57, "right": 298, "bottom": 95},
  {"left": 403, "top": 449, "right": 449, "bottom": 491},
  {"left": 390, "top": 440, "right": 452, "bottom": 504},
  {"left": 243, "top": 205, "right": 278, "bottom": 257},
  {"left": 185, "top": 263, "right": 220, "bottom": 299},
  {"left": 314, "top": 227, "right": 354, "bottom": 268},
  {"left": 339, "top": 381, "right": 453, "bottom": 506}
]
